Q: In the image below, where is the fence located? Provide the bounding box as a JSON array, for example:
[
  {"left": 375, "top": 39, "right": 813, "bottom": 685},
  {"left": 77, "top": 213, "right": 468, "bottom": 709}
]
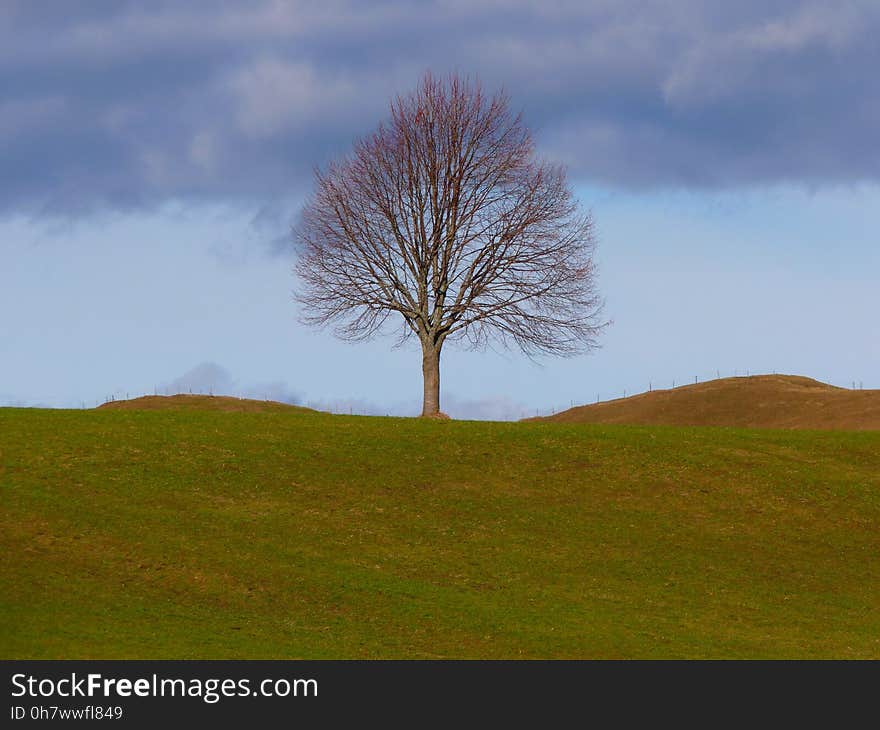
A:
[
  {"left": 79, "top": 369, "right": 871, "bottom": 418},
  {"left": 522, "top": 370, "right": 870, "bottom": 419}
]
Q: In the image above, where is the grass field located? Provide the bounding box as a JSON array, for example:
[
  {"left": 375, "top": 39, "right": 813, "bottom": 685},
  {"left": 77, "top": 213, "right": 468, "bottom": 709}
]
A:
[{"left": 2, "top": 405, "right": 879, "bottom": 658}]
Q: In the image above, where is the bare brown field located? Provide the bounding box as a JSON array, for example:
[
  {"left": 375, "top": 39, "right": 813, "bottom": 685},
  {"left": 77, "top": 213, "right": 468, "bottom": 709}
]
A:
[
  {"left": 529, "top": 375, "right": 880, "bottom": 430},
  {"left": 98, "top": 394, "right": 315, "bottom": 414}
]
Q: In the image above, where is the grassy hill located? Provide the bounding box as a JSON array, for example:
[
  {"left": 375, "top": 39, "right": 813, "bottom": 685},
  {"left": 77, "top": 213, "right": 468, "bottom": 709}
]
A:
[
  {"left": 1, "top": 406, "right": 879, "bottom": 658},
  {"left": 530, "top": 374, "right": 880, "bottom": 430}
]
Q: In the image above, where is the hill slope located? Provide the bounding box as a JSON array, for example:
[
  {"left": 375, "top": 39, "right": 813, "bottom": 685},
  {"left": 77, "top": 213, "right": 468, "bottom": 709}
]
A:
[
  {"left": 531, "top": 375, "right": 880, "bottom": 430},
  {"left": 98, "top": 394, "right": 315, "bottom": 414},
  {"left": 2, "top": 407, "right": 879, "bottom": 659}
]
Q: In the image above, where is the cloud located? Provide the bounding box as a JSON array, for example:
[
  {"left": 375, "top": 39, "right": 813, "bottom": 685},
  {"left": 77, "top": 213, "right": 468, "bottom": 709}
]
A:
[
  {"left": 304, "top": 396, "right": 411, "bottom": 417},
  {"left": 302, "top": 392, "right": 531, "bottom": 421},
  {"left": 160, "top": 362, "right": 232, "bottom": 396},
  {"left": 442, "top": 393, "right": 531, "bottom": 421},
  {"left": 227, "top": 58, "right": 359, "bottom": 139},
  {"left": 2, "top": 1, "right": 879, "bottom": 219},
  {"left": 0, "top": 393, "right": 51, "bottom": 409},
  {"left": 159, "top": 362, "right": 302, "bottom": 404}
]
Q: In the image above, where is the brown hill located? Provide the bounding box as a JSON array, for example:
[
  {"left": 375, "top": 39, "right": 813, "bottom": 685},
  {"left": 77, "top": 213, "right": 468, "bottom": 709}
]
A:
[
  {"left": 97, "top": 394, "right": 316, "bottom": 414},
  {"left": 529, "top": 375, "right": 880, "bottom": 430}
]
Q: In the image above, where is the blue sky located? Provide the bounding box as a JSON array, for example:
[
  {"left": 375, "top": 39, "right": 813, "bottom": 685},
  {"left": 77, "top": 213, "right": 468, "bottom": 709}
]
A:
[{"left": 1, "top": 1, "right": 878, "bottom": 418}]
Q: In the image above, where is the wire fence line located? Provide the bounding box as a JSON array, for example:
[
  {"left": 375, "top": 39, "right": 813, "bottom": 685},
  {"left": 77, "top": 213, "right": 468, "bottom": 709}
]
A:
[
  {"left": 84, "top": 369, "right": 871, "bottom": 420},
  {"left": 90, "top": 387, "right": 291, "bottom": 409},
  {"left": 521, "top": 370, "right": 871, "bottom": 420}
]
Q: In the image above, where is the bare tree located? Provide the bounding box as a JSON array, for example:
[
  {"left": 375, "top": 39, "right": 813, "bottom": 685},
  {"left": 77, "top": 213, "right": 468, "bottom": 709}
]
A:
[{"left": 295, "top": 72, "right": 606, "bottom": 418}]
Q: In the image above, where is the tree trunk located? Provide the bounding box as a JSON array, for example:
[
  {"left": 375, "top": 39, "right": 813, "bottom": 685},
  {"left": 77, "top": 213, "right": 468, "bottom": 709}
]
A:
[{"left": 421, "top": 344, "right": 441, "bottom": 417}]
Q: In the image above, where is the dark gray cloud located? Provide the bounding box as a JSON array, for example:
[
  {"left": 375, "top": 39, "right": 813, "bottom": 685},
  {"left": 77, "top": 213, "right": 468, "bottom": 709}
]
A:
[{"left": 2, "top": 0, "right": 878, "bottom": 220}]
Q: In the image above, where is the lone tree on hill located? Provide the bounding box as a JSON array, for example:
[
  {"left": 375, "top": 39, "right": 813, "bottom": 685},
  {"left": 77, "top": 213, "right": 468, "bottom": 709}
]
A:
[{"left": 295, "top": 72, "right": 606, "bottom": 418}]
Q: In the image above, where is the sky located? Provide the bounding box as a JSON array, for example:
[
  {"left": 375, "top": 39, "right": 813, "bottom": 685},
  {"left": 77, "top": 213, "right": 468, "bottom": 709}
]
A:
[{"left": 2, "top": 0, "right": 878, "bottom": 418}]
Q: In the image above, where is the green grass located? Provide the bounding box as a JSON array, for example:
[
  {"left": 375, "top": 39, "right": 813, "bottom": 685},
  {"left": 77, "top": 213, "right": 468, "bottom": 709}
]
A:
[{"left": 1, "top": 407, "right": 878, "bottom": 658}]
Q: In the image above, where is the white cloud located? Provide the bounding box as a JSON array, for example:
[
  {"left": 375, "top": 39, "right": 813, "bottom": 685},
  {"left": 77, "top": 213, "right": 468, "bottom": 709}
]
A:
[
  {"left": 746, "top": 3, "right": 862, "bottom": 52},
  {"left": 442, "top": 393, "right": 531, "bottom": 421},
  {"left": 189, "top": 130, "right": 221, "bottom": 172},
  {"left": 159, "top": 362, "right": 302, "bottom": 404},
  {"left": 228, "top": 58, "right": 356, "bottom": 139}
]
